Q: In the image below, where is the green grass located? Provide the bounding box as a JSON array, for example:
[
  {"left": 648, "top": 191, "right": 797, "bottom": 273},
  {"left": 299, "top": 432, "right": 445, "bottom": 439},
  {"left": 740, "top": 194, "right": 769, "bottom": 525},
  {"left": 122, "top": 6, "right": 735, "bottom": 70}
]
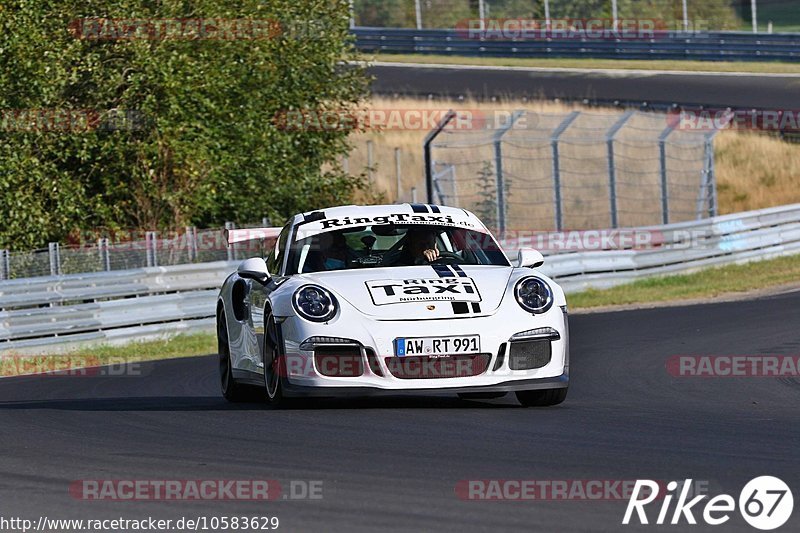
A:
[
  {"left": 371, "top": 53, "right": 800, "bottom": 74},
  {"left": 569, "top": 254, "right": 800, "bottom": 310},
  {"left": 0, "top": 333, "right": 216, "bottom": 377}
]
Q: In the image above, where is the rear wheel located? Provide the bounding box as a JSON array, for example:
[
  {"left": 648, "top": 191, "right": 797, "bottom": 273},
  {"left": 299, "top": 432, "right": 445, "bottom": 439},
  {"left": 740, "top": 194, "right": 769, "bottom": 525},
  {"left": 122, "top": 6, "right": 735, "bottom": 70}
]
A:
[
  {"left": 218, "top": 312, "right": 249, "bottom": 402},
  {"left": 515, "top": 387, "right": 568, "bottom": 407}
]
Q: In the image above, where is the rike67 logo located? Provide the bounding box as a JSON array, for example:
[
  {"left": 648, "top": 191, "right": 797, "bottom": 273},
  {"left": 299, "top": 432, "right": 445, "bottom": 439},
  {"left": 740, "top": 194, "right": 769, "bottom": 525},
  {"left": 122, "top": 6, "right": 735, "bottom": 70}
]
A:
[{"left": 623, "top": 477, "right": 794, "bottom": 530}]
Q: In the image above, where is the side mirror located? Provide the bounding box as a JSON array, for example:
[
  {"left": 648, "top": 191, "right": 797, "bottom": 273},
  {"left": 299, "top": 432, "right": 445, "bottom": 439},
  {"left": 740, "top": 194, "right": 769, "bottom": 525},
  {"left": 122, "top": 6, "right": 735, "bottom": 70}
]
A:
[
  {"left": 516, "top": 248, "right": 545, "bottom": 268},
  {"left": 237, "top": 257, "right": 270, "bottom": 282}
]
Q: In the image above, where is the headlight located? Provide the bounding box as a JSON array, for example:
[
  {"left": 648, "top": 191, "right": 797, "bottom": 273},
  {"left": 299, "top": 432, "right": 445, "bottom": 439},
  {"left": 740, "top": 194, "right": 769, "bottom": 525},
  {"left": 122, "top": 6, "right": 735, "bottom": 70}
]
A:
[
  {"left": 293, "top": 285, "right": 338, "bottom": 322},
  {"left": 514, "top": 276, "right": 553, "bottom": 314}
]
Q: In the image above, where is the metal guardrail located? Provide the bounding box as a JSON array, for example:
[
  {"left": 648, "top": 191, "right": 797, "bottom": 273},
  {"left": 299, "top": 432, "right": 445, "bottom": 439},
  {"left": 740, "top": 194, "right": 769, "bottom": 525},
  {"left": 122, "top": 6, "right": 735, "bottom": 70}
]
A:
[
  {"left": 353, "top": 28, "right": 800, "bottom": 62},
  {"left": 0, "top": 261, "right": 234, "bottom": 353},
  {"left": 2, "top": 202, "right": 800, "bottom": 353},
  {"left": 516, "top": 202, "right": 800, "bottom": 293}
]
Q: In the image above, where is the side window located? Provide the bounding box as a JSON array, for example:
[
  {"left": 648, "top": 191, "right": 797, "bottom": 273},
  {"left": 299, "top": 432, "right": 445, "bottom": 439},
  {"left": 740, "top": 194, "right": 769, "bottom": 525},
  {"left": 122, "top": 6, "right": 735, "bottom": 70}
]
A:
[{"left": 266, "top": 223, "right": 290, "bottom": 275}]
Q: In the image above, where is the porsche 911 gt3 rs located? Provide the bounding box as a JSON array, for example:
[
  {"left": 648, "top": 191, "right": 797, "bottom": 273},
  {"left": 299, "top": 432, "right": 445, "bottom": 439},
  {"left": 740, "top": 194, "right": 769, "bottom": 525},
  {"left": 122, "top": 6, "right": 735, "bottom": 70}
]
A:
[{"left": 216, "top": 203, "right": 569, "bottom": 406}]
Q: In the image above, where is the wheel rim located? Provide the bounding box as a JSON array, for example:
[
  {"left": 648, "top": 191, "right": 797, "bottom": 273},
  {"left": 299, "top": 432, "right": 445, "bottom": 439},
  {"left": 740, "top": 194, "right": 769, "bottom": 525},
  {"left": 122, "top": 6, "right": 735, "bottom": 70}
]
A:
[{"left": 264, "top": 316, "right": 280, "bottom": 399}]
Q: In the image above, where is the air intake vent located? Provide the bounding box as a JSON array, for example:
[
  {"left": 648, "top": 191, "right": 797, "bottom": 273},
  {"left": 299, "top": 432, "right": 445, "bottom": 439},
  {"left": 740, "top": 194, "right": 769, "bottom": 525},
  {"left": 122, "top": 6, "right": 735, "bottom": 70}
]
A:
[
  {"left": 508, "top": 340, "right": 551, "bottom": 370},
  {"left": 365, "top": 348, "right": 383, "bottom": 376},
  {"left": 384, "top": 354, "right": 490, "bottom": 379},
  {"left": 314, "top": 346, "right": 364, "bottom": 377}
]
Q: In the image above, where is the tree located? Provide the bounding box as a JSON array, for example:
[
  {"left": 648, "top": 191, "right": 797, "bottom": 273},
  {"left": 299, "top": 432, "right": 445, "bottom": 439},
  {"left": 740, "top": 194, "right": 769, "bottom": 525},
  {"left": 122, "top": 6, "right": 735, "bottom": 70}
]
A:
[{"left": 0, "top": 0, "right": 370, "bottom": 249}]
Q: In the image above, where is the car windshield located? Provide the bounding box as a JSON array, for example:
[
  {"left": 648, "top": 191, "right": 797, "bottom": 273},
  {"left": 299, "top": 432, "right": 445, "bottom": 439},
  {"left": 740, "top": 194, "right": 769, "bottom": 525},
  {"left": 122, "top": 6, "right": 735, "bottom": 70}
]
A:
[{"left": 285, "top": 224, "right": 510, "bottom": 275}]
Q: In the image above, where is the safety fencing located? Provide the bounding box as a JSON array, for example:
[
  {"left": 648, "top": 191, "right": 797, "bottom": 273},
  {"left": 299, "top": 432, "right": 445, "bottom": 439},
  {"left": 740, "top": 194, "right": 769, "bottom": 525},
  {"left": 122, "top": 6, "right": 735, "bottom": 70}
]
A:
[
  {"left": 0, "top": 222, "right": 272, "bottom": 281},
  {"left": 1, "top": 202, "right": 799, "bottom": 353},
  {"left": 425, "top": 109, "right": 724, "bottom": 234},
  {"left": 354, "top": 28, "right": 800, "bottom": 62}
]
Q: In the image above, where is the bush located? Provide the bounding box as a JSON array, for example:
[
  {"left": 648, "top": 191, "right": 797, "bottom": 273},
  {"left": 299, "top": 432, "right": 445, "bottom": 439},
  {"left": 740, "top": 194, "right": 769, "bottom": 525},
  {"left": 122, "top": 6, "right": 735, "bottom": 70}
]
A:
[{"left": 0, "top": 0, "right": 370, "bottom": 250}]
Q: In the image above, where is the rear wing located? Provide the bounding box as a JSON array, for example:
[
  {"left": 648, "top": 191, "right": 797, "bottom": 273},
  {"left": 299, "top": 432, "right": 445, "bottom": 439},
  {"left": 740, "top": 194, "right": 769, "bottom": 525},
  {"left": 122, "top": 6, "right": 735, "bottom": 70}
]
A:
[{"left": 225, "top": 227, "right": 281, "bottom": 245}]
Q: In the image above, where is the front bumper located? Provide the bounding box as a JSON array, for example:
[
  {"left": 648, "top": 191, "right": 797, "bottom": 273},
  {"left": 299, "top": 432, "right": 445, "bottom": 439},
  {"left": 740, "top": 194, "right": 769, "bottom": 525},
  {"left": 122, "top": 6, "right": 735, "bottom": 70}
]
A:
[
  {"left": 282, "top": 373, "right": 568, "bottom": 398},
  {"left": 278, "top": 304, "right": 570, "bottom": 394}
]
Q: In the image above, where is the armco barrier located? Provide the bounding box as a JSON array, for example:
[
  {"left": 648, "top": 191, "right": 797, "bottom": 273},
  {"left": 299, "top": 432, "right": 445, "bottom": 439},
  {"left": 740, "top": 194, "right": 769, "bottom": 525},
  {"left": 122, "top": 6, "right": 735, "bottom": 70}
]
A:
[
  {"left": 0, "top": 261, "right": 234, "bottom": 354},
  {"left": 2, "top": 203, "right": 800, "bottom": 353},
  {"left": 524, "top": 203, "right": 800, "bottom": 293},
  {"left": 353, "top": 28, "right": 800, "bottom": 62}
]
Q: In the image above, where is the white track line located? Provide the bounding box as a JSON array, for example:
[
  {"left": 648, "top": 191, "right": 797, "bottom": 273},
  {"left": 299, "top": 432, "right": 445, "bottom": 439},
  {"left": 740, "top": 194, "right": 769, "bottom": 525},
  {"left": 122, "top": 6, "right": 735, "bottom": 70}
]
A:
[{"left": 364, "top": 60, "right": 800, "bottom": 78}]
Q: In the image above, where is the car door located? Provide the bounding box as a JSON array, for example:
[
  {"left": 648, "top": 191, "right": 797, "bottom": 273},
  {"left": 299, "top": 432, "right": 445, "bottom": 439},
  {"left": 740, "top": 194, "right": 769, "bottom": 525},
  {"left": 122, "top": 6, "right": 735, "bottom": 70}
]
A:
[{"left": 247, "top": 221, "right": 291, "bottom": 374}]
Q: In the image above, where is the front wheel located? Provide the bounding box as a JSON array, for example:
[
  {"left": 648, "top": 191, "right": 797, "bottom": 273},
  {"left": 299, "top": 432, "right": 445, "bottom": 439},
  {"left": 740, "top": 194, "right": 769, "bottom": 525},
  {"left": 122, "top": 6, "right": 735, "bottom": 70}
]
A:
[
  {"left": 515, "top": 387, "right": 568, "bottom": 407},
  {"left": 263, "top": 312, "right": 287, "bottom": 406}
]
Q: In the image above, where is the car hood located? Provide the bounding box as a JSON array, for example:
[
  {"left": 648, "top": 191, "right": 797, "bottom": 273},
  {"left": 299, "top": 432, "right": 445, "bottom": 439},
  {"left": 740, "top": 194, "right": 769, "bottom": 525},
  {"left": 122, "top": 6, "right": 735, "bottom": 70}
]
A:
[{"left": 300, "top": 265, "right": 514, "bottom": 320}]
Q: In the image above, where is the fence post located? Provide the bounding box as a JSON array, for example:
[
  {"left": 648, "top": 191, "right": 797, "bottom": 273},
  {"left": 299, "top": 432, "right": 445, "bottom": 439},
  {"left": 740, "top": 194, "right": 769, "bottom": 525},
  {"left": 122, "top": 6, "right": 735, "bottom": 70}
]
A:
[
  {"left": 366, "top": 140, "right": 374, "bottom": 184},
  {"left": 706, "top": 136, "right": 718, "bottom": 217},
  {"left": 658, "top": 122, "right": 677, "bottom": 225},
  {"left": 606, "top": 110, "right": 634, "bottom": 229},
  {"left": 411, "top": 187, "right": 418, "bottom": 203},
  {"left": 424, "top": 110, "right": 456, "bottom": 203},
  {"left": 225, "top": 222, "right": 236, "bottom": 262},
  {"left": 186, "top": 227, "right": 198, "bottom": 262},
  {"left": 98, "top": 238, "right": 111, "bottom": 271},
  {"left": 145, "top": 231, "right": 158, "bottom": 267},
  {"left": 48, "top": 242, "right": 61, "bottom": 276},
  {"left": 700, "top": 115, "right": 731, "bottom": 219},
  {"left": 348, "top": 0, "right": 355, "bottom": 28},
  {"left": 395, "top": 147, "right": 402, "bottom": 203},
  {"left": 492, "top": 110, "right": 524, "bottom": 239},
  {"left": 342, "top": 155, "right": 349, "bottom": 175},
  {"left": 0, "top": 249, "right": 9, "bottom": 280},
  {"left": 551, "top": 111, "right": 580, "bottom": 231}
]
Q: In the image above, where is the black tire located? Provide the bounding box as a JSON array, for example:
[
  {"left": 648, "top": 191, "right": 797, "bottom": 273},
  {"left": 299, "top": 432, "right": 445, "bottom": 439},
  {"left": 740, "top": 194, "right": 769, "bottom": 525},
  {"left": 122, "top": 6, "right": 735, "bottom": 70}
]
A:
[
  {"left": 457, "top": 392, "right": 507, "bottom": 400},
  {"left": 263, "top": 311, "right": 287, "bottom": 406},
  {"left": 515, "top": 387, "right": 568, "bottom": 407},
  {"left": 218, "top": 312, "right": 249, "bottom": 402}
]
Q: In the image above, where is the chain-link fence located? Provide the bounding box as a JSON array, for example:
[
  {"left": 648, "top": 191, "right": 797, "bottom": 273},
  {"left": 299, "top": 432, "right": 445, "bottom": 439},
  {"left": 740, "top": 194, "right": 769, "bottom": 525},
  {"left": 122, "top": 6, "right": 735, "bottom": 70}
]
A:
[
  {"left": 426, "top": 109, "right": 724, "bottom": 234},
  {"left": 0, "top": 222, "right": 275, "bottom": 281},
  {"left": 352, "top": 0, "right": 790, "bottom": 33}
]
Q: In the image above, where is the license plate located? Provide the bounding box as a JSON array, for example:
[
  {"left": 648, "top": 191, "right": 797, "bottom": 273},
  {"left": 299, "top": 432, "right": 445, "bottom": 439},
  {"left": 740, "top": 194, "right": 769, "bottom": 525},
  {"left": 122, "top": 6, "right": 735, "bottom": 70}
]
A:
[{"left": 394, "top": 335, "right": 480, "bottom": 357}]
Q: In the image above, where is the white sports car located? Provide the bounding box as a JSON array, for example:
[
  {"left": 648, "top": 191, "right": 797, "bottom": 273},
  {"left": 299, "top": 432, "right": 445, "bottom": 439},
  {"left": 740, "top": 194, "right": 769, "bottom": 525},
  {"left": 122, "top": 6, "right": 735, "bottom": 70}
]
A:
[{"left": 216, "top": 203, "right": 569, "bottom": 406}]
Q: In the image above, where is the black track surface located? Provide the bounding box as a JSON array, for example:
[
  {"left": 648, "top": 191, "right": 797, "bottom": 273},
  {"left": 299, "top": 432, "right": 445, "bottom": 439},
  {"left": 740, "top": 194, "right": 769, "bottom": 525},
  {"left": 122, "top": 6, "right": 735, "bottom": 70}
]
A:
[
  {"left": 369, "top": 63, "right": 800, "bottom": 110},
  {"left": 1, "top": 290, "right": 799, "bottom": 532}
]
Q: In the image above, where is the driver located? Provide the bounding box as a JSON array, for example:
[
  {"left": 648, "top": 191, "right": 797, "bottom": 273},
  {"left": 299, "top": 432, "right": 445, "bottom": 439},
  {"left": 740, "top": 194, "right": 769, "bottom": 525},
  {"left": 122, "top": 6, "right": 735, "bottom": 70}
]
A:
[
  {"left": 396, "top": 228, "right": 440, "bottom": 265},
  {"left": 320, "top": 232, "right": 349, "bottom": 270},
  {"left": 303, "top": 232, "right": 350, "bottom": 272}
]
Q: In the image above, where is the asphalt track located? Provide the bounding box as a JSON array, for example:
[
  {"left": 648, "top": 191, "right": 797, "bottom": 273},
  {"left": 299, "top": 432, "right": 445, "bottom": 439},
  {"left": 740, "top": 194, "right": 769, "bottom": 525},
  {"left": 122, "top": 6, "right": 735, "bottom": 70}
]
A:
[
  {"left": 1, "top": 290, "right": 799, "bottom": 532},
  {"left": 368, "top": 62, "right": 800, "bottom": 110}
]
